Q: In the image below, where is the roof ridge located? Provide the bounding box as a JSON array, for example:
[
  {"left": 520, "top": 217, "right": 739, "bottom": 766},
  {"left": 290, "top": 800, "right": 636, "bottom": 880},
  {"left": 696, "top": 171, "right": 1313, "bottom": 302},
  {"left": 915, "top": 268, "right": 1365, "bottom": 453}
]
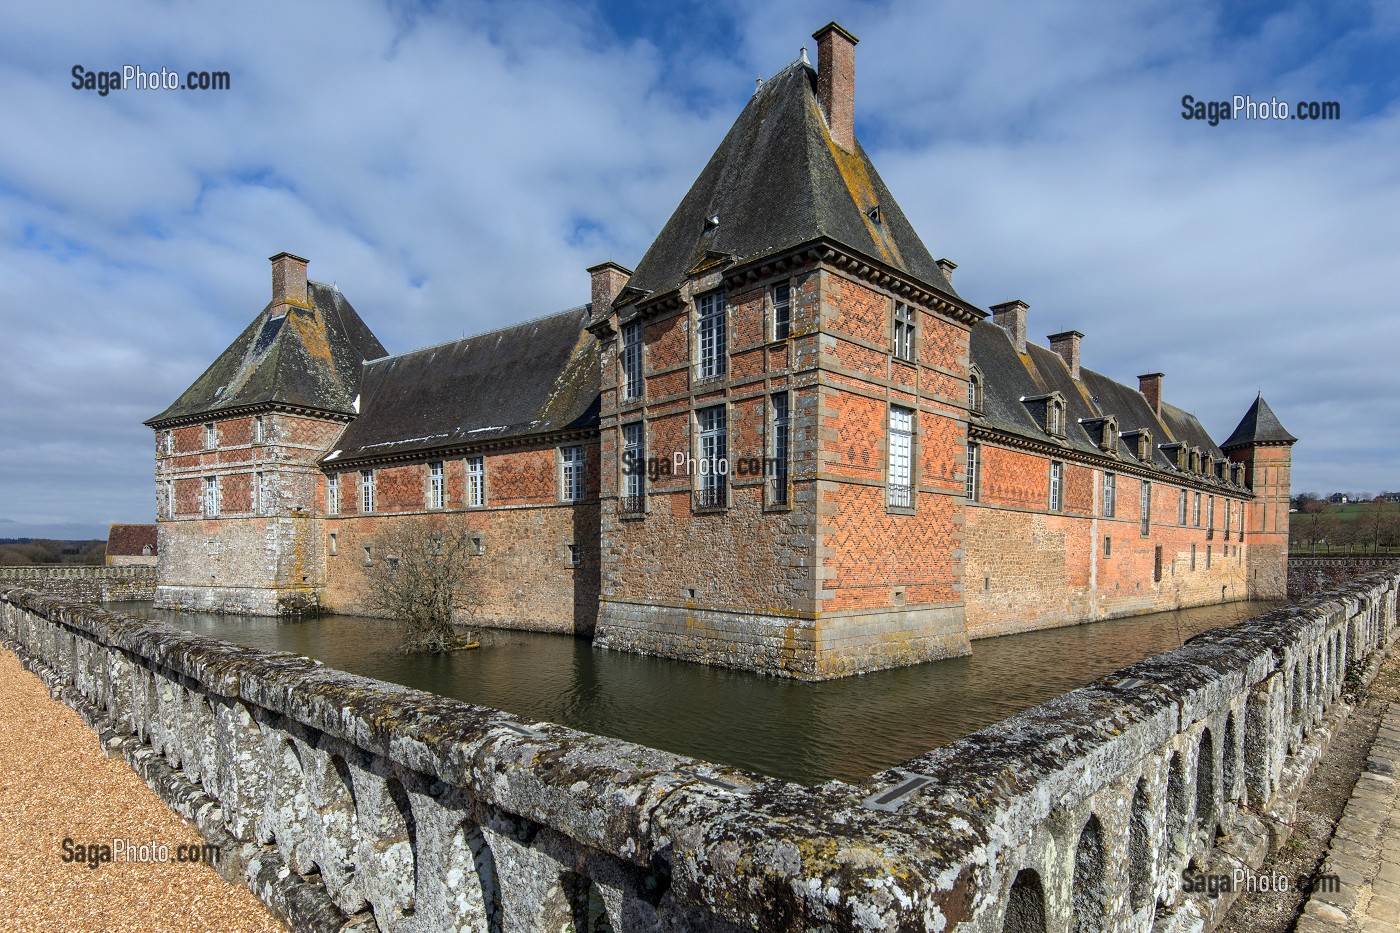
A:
[{"left": 365, "top": 304, "right": 588, "bottom": 365}]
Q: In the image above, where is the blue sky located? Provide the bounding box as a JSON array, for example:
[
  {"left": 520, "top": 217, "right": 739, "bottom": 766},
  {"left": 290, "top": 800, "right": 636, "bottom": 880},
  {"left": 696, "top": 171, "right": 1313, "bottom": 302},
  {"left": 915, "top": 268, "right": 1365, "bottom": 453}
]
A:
[{"left": 1, "top": 0, "right": 1397, "bottom": 538}]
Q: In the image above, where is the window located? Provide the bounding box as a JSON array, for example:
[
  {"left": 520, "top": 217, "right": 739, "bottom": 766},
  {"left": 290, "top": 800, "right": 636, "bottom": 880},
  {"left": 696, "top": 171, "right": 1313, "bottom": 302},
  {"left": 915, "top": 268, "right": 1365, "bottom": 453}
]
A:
[
  {"left": 204, "top": 423, "right": 217, "bottom": 449},
  {"left": 326, "top": 473, "right": 340, "bottom": 515},
  {"left": 363, "top": 545, "right": 373, "bottom": 565},
  {"left": 253, "top": 415, "right": 264, "bottom": 444},
  {"left": 428, "top": 461, "right": 445, "bottom": 509},
  {"left": 965, "top": 443, "right": 980, "bottom": 503},
  {"left": 769, "top": 393, "right": 790, "bottom": 507},
  {"left": 1193, "top": 492, "right": 1202, "bottom": 526},
  {"left": 888, "top": 406, "right": 913, "bottom": 508},
  {"left": 163, "top": 430, "right": 174, "bottom": 455},
  {"left": 1224, "top": 500, "right": 1232, "bottom": 540},
  {"left": 254, "top": 472, "right": 263, "bottom": 514},
  {"left": 1104, "top": 535, "right": 1113, "bottom": 558},
  {"left": 1207, "top": 545, "right": 1212, "bottom": 569},
  {"left": 1049, "top": 461, "right": 1064, "bottom": 511},
  {"left": 696, "top": 290, "right": 726, "bottom": 380},
  {"left": 1154, "top": 545, "right": 1163, "bottom": 583},
  {"left": 467, "top": 456, "right": 486, "bottom": 507},
  {"left": 560, "top": 446, "right": 585, "bottom": 502},
  {"left": 771, "top": 282, "right": 791, "bottom": 341},
  {"left": 567, "top": 544, "right": 580, "bottom": 566},
  {"left": 696, "top": 405, "right": 727, "bottom": 508},
  {"left": 1048, "top": 397, "right": 1066, "bottom": 436},
  {"left": 1191, "top": 543, "right": 1197, "bottom": 570},
  {"left": 893, "top": 302, "right": 916, "bottom": 362},
  {"left": 1102, "top": 472, "right": 1116, "bottom": 518},
  {"left": 967, "top": 367, "right": 983, "bottom": 414},
  {"left": 360, "top": 469, "right": 375, "bottom": 513},
  {"left": 203, "top": 476, "right": 219, "bottom": 517},
  {"left": 1178, "top": 489, "right": 1188, "bottom": 526},
  {"left": 164, "top": 480, "right": 174, "bottom": 518},
  {"left": 328, "top": 532, "right": 337, "bottom": 556},
  {"left": 1099, "top": 417, "right": 1118, "bottom": 454},
  {"left": 1140, "top": 481, "right": 1151, "bottom": 536},
  {"left": 622, "top": 422, "right": 645, "bottom": 513},
  {"left": 621, "top": 322, "right": 643, "bottom": 401},
  {"left": 1207, "top": 496, "right": 1215, "bottom": 539}
]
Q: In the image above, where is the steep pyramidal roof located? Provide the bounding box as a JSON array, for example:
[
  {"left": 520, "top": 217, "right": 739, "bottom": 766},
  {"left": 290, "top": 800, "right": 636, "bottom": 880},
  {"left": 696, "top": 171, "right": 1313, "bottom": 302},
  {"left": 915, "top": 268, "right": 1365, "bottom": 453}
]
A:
[
  {"left": 326, "top": 306, "right": 599, "bottom": 464},
  {"left": 148, "top": 282, "right": 385, "bottom": 425},
  {"left": 1221, "top": 394, "right": 1297, "bottom": 449},
  {"left": 624, "top": 59, "right": 958, "bottom": 302}
]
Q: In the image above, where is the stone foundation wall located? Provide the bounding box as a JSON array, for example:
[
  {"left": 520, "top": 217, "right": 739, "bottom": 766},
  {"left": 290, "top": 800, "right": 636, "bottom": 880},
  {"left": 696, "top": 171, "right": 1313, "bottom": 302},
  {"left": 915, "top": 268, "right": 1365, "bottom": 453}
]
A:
[
  {"left": 0, "top": 566, "right": 155, "bottom": 602},
  {"left": 2, "top": 569, "right": 1396, "bottom": 932}
]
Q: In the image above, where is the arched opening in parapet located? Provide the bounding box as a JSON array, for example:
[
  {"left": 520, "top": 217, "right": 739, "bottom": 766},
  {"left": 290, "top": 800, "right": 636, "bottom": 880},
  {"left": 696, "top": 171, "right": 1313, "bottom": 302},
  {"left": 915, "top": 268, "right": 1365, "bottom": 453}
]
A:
[
  {"left": 1195, "top": 729, "right": 1216, "bottom": 839},
  {"left": 1129, "top": 779, "right": 1153, "bottom": 912},
  {"left": 562, "top": 871, "right": 615, "bottom": 933},
  {"left": 1070, "top": 814, "right": 1107, "bottom": 932},
  {"left": 1244, "top": 685, "right": 1271, "bottom": 806},
  {"left": 384, "top": 776, "right": 419, "bottom": 919},
  {"left": 1001, "top": 869, "right": 1047, "bottom": 933},
  {"left": 1290, "top": 662, "right": 1303, "bottom": 737},
  {"left": 1166, "top": 751, "right": 1190, "bottom": 868},
  {"left": 1222, "top": 713, "right": 1239, "bottom": 805},
  {"left": 452, "top": 824, "right": 502, "bottom": 933}
]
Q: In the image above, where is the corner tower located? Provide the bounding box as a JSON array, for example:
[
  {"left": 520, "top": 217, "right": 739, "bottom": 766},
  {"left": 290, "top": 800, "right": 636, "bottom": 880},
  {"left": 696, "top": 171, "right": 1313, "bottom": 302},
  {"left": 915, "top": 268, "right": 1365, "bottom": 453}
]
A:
[
  {"left": 145, "top": 253, "right": 385, "bottom": 614},
  {"left": 1221, "top": 394, "right": 1296, "bottom": 600},
  {"left": 590, "top": 25, "right": 983, "bottom": 679}
]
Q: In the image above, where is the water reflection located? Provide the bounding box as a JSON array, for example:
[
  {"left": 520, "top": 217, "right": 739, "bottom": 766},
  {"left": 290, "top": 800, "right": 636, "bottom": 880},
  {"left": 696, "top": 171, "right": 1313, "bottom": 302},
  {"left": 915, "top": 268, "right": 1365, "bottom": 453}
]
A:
[{"left": 110, "top": 601, "right": 1276, "bottom": 785}]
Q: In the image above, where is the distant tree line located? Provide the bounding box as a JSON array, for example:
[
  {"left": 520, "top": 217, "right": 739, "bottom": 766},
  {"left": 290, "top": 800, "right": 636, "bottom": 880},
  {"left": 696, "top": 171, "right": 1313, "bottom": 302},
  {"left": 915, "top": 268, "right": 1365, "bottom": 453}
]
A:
[
  {"left": 0, "top": 539, "right": 106, "bottom": 566},
  {"left": 1289, "top": 495, "right": 1400, "bottom": 555}
]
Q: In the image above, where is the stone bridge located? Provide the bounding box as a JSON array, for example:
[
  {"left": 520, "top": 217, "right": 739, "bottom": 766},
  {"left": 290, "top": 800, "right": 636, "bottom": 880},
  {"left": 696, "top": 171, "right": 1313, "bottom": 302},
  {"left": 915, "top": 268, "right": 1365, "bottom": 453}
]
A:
[
  {"left": 1, "top": 569, "right": 1396, "bottom": 932},
  {"left": 1288, "top": 555, "right": 1399, "bottom": 601},
  {"left": 0, "top": 565, "right": 155, "bottom": 602}
]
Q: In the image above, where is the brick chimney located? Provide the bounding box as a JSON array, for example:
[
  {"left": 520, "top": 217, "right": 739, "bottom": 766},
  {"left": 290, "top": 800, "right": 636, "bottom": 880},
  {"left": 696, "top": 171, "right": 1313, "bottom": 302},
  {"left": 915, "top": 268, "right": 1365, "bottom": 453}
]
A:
[
  {"left": 1048, "top": 330, "right": 1083, "bottom": 381},
  {"left": 587, "top": 261, "right": 632, "bottom": 318},
  {"left": 813, "top": 22, "right": 858, "bottom": 150},
  {"left": 270, "top": 252, "right": 309, "bottom": 309},
  {"left": 1139, "top": 372, "right": 1164, "bottom": 418},
  {"left": 990, "top": 299, "right": 1029, "bottom": 354},
  {"left": 935, "top": 258, "right": 957, "bottom": 282}
]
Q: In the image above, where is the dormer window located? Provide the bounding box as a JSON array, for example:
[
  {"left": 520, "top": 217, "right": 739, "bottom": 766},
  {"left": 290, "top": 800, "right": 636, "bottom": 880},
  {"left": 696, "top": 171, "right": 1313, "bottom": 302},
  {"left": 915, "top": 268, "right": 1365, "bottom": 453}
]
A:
[
  {"left": 1123, "top": 428, "right": 1153, "bottom": 461},
  {"left": 1099, "top": 417, "right": 1118, "bottom": 454},
  {"left": 966, "top": 366, "right": 984, "bottom": 415},
  {"left": 1048, "top": 396, "right": 1066, "bottom": 436},
  {"left": 1189, "top": 448, "right": 1201, "bottom": 473}
]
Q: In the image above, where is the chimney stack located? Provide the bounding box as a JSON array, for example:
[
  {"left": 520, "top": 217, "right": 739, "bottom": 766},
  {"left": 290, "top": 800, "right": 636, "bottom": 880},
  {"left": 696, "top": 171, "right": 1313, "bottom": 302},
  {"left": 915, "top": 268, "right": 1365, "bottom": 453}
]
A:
[
  {"left": 1048, "top": 330, "right": 1083, "bottom": 381},
  {"left": 813, "top": 22, "right": 858, "bottom": 151},
  {"left": 587, "top": 261, "right": 632, "bottom": 319},
  {"left": 990, "top": 299, "right": 1029, "bottom": 354},
  {"left": 270, "top": 252, "right": 309, "bottom": 309},
  {"left": 1139, "top": 372, "right": 1164, "bottom": 418},
  {"left": 935, "top": 258, "right": 957, "bottom": 282}
]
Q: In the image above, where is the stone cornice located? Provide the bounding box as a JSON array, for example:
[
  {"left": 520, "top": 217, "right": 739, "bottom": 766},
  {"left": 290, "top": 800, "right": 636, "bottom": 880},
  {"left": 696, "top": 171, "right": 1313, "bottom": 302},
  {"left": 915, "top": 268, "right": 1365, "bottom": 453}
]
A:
[
  {"left": 324, "top": 425, "right": 600, "bottom": 473},
  {"left": 145, "top": 402, "right": 355, "bottom": 430}
]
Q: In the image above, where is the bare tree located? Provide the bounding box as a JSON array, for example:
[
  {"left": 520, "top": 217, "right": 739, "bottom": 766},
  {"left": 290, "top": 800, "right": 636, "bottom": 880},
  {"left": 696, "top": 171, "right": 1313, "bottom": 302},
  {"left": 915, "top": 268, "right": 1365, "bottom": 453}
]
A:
[{"left": 361, "top": 516, "right": 480, "bottom": 653}]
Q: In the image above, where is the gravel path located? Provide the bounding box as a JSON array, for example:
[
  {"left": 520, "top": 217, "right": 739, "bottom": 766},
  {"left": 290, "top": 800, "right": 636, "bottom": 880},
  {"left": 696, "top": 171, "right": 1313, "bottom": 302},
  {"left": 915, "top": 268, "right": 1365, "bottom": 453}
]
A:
[{"left": 0, "top": 647, "right": 285, "bottom": 932}]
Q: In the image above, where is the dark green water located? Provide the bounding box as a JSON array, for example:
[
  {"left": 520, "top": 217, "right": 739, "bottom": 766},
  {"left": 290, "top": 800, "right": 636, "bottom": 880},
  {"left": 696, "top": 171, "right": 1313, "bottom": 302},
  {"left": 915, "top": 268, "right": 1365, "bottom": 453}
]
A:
[{"left": 109, "top": 601, "right": 1275, "bottom": 786}]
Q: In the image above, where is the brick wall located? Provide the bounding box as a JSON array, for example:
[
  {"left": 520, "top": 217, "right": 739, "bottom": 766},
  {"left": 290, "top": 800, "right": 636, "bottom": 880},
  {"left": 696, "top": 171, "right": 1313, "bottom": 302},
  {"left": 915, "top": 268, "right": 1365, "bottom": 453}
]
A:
[{"left": 965, "top": 440, "right": 1255, "bottom": 638}]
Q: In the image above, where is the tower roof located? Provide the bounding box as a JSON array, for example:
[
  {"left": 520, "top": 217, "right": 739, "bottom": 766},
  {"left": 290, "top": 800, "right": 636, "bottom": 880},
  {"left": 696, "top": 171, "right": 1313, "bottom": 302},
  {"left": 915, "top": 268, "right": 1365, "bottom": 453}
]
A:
[
  {"left": 623, "top": 59, "right": 958, "bottom": 302},
  {"left": 1220, "top": 394, "right": 1297, "bottom": 450},
  {"left": 147, "top": 282, "right": 385, "bottom": 426}
]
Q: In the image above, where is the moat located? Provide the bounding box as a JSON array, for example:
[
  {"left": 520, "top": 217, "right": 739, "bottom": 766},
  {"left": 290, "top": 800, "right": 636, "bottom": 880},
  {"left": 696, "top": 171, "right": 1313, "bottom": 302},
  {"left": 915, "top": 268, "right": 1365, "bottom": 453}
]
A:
[{"left": 113, "top": 600, "right": 1276, "bottom": 785}]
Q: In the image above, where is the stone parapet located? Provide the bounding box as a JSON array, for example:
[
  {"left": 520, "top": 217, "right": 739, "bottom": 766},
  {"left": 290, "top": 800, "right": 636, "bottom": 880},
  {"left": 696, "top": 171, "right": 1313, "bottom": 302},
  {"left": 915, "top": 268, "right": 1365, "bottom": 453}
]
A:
[
  {"left": 1, "top": 569, "right": 1397, "bottom": 931},
  {"left": 0, "top": 565, "right": 155, "bottom": 601}
]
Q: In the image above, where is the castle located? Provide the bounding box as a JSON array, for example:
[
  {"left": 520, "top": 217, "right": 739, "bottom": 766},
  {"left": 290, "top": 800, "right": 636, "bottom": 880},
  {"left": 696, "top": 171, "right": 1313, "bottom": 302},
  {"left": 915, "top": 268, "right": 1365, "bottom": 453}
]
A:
[{"left": 147, "top": 23, "right": 1294, "bottom": 680}]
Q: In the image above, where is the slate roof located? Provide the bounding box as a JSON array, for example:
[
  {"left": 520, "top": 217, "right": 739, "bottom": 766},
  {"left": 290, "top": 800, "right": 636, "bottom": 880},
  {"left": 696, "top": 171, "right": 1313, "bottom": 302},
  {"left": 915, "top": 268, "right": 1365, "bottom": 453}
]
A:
[
  {"left": 325, "top": 306, "right": 599, "bottom": 465},
  {"left": 147, "top": 282, "right": 385, "bottom": 426},
  {"left": 970, "top": 320, "right": 1240, "bottom": 485},
  {"left": 1220, "top": 394, "right": 1297, "bottom": 449},
  {"left": 622, "top": 59, "right": 959, "bottom": 304},
  {"left": 106, "top": 523, "right": 156, "bottom": 556}
]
